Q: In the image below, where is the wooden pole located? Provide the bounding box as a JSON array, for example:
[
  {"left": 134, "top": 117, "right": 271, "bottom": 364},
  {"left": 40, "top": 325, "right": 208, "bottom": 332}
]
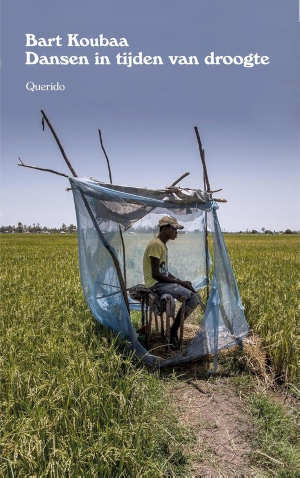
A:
[
  {"left": 194, "top": 126, "right": 211, "bottom": 302},
  {"left": 154, "top": 312, "right": 159, "bottom": 332},
  {"left": 204, "top": 211, "right": 210, "bottom": 301},
  {"left": 17, "top": 158, "right": 69, "bottom": 178},
  {"left": 98, "top": 129, "right": 113, "bottom": 184},
  {"left": 170, "top": 171, "right": 190, "bottom": 187},
  {"left": 79, "top": 189, "right": 130, "bottom": 312},
  {"left": 147, "top": 303, "right": 152, "bottom": 340},
  {"left": 194, "top": 126, "right": 210, "bottom": 191},
  {"left": 119, "top": 226, "right": 127, "bottom": 287},
  {"left": 97, "top": 128, "right": 127, "bottom": 287},
  {"left": 41, "top": 109, "right": 78, "bottom": 177},
  {"left": 179, "top": 298, "right": 185, "bottom": 350},
  {"left": 166, "top": 298, "right": 171, "bottom": 345}
]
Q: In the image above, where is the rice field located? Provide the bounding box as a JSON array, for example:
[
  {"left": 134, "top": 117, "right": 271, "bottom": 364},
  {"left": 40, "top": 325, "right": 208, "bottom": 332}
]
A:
[
  {"left": 225, "top": 234, "right": 299, "bottom": 384},
  {"left": 0, "top": 234, "right": 189, "bottom": 477},
  {"left": 0, "top": 233, "right": 299, "bottom": 476}
]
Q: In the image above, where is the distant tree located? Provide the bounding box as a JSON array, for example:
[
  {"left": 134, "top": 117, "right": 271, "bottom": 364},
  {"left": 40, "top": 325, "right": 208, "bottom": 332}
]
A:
[
  {"left": 261, "top": 227, "right": 265, "bottom": 233},
  {"left": 17, "top": 222, "right": 23, "bottom": 233},
  {"left": 68, "top": 224, "right": 76, "bottom": 233},
  {"left": 264, "top": 230, "right": 273, "bottom": 234},
  {"left": 61, "top": 223, "right": 67, "bottom": 232},
  {"left": 251, "top": 229, "right": 258, "bottom": 234},
  {"left": 284, "top": 229, "right": 293, "bottom": 234}
]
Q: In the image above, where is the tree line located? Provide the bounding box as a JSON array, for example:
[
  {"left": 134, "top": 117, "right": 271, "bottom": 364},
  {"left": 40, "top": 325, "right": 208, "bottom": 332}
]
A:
[
  {"left": 0, "top": 222, "right": 77, "bottom": 233},
  {"left": 0, "top": 223, "right": 298, "bottom": 235}
]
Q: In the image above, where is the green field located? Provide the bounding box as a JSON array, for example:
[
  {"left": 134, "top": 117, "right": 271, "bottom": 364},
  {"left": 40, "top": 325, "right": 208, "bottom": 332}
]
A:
[
  {"left": 1, "top": 233, "right": 299, "bottom": 476},
  {"left": 224, "top": 234, "right": 299, "bottom": 384}
]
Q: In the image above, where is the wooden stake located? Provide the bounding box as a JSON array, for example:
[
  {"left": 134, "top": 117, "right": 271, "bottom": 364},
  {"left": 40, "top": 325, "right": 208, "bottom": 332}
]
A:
[
  {"left": 141, "top": 300, "right": 145, "bottom": 327},
  {"left": 179, "top": 298, "right": 185, "bottom": 350},
  {"left": 194, "top": 126, "right": 210, "bottom": 191},
  {"left": 79, "top": 189, "right": 130, "bottom": 312},
  {"left": 214, "top": 198, "right": 227, "bottom": 203},
  {"left": 119, "top": 227, "right": 127, "bottom": 288},
  {"left": 194, "top": 127, "right": 211, "bottom": 302},
  {"left": 204, "top": 211, "right": 210, "bottom": 302},
  {"left": 170, "top": 171, "right": 190, "bottom": 187},
  {"left": 41, "top": 109, "right": 78, "bottom": 177},
  {"left": 97, "top": 128, "right": 127, "bottom": 287},
  {"left": 145, "top": 299, "right": 150, "bottom": 348},
  {"left": 98, "top": 129, "right": 113, "bottom": 184},
  {"left": 154, "top": 313, "right": 159, "bottom": 332},
  {"left": 17, "top": 158, "right": 69, "bottom": 178},
  {"left": 148, "top": 306, "right": 152, "bottom": 338},
  {"left": 166, "top": 309, "right": 170, "bottom": 345},
  {"left": 161, "top": 313, "right": 165, "bottom": 337}
]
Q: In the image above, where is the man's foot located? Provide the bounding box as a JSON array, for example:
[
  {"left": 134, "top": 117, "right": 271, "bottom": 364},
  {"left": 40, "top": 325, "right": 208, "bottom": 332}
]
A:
[{"left": 137, "top": 325, "right": 147, "bottom": 334}]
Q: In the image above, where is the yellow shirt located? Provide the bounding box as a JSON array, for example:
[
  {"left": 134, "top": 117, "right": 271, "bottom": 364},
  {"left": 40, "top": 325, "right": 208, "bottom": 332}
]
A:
[{"left": 143, "top": 237, "right": 168, "bottom": 288}]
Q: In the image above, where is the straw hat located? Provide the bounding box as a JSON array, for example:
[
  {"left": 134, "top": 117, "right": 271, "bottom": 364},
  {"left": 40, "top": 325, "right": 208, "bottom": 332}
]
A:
[{"left": 158, "top": 216, "right": 184, "bottom": 230}]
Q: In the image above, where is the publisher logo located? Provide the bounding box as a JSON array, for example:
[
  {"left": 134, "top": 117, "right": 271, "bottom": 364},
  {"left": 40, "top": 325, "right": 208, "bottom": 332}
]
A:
[{"left": 26, "top": 81, "right": 66, "bottom": 92}]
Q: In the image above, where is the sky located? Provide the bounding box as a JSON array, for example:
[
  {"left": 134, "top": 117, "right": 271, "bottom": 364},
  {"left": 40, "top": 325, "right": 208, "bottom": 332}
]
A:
[{"left": 1, "top": 0, "right": 299, "bottom": 231}]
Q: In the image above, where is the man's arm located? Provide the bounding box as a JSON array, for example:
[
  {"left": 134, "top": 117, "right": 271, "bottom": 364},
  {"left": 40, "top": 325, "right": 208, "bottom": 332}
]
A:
[{"left": 150, "top": 257, "right": 195, "bottom": 291}]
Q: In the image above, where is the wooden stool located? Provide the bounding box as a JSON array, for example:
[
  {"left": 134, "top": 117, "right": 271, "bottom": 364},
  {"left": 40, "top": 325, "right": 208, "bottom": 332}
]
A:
[
  {"left": 149, "top": 294, "right": 186, "bottom": 350},
  {"left": 130, "top": 285, "right": 186, "bottom": 350}
]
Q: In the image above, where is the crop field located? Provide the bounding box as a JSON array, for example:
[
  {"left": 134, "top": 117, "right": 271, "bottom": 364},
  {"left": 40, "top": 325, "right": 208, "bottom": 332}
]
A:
[
  {"left": 1, "top": 233, "right": 299, "bottom": 476},
  {"left": 224, "top": 234, "right": 299, "bottom": 384}
]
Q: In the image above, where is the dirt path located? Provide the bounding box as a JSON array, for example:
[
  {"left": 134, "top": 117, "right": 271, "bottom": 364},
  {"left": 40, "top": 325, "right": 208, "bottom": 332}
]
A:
[{"left": 170, "top": 376, "right": 260, "bottom": 478}]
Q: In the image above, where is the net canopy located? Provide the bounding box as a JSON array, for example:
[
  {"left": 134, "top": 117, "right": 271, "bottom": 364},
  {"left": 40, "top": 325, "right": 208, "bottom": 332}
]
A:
[{"left": 71, "top": 177, "right": 248, "bottom": 367}]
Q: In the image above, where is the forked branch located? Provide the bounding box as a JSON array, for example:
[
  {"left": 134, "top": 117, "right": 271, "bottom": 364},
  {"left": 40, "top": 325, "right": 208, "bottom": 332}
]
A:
[
  {"left": 17, "top": 157, "right": 69, "bottom": 178},
  {"left": 194, "top": 126, "right": 211, "bottom": 192},
  {"left": 98, "top": 129, "right": 113, "bottom": 184},
  {"left": 214, "top": 198, "right": 227, "bottom": 203},
  {"left": 97, "top": 127, "right": 126, "bottom": 287},
  {"left": 170, "top": 172, "right": 190, "bottom": 187},
  {"left": 41, "top": 109, "right": 78, "bottom": 177}
]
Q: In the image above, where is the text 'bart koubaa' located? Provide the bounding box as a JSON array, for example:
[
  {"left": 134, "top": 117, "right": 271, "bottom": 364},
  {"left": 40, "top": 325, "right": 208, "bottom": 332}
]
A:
[{"left": 25, "top": 33, "right": 129, "bottom": 48}]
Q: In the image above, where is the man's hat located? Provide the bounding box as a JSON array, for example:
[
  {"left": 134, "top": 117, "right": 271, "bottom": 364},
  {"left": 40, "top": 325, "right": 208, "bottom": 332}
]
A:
[{"left": 158, "top": 216, "right": 184, "bottom": 230}]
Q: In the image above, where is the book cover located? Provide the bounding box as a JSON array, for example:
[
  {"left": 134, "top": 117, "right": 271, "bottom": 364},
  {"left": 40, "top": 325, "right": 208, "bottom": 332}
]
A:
[{"left": 1, "top": 2, "right": 299, "bottom": 477}]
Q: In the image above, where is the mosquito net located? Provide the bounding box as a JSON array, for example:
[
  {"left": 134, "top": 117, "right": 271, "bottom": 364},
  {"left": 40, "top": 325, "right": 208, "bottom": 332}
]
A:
[{"left": 71, "top": 177, "right": 248, "bottom": 367}]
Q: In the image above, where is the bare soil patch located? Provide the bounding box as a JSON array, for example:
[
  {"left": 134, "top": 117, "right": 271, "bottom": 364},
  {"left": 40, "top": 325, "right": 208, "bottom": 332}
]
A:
[
  {"left": 147, "top": 323, "right": 200, "bottom": 359},
  {"left": 170, "top": 377, "right": 261, "bottom": 477}
]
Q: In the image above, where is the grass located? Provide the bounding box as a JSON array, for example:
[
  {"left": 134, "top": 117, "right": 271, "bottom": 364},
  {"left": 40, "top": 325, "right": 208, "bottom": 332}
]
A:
[
  {"left": 0, "top": 234, "right": 189, "bottom": 477},
  {"left": 1, "top": 233, "right": 299, "bottom": 476},
  {"left": 224, "top": 234, "right": 299, "bottom": 384},
  {"left": 233, "top": 375, "right": 299, "bottom": 477}
]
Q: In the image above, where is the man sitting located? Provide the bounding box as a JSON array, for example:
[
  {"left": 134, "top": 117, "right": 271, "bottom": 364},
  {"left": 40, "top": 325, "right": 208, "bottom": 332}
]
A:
[{"left": 143, "top": 215, "right": 204, "bottom": 348}]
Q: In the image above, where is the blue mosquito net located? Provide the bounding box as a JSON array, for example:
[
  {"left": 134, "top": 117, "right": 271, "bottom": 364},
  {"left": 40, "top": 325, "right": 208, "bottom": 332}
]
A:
[{"left": 71, "top": 177, "right": 249, "bottom": 367}]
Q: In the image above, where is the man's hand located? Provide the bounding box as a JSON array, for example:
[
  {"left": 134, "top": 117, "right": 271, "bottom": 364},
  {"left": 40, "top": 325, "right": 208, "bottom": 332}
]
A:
[{"left": 177, "top": 280, "right": 196, "bottom": 292}]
